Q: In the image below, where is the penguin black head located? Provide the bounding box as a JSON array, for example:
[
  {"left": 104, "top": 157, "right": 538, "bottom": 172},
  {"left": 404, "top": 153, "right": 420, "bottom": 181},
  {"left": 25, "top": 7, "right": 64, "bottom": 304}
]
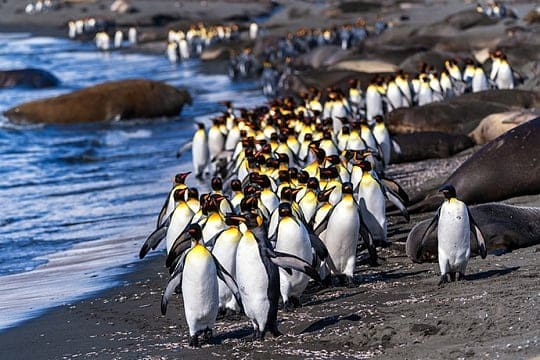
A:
[
  {"left": 359, "top": 160, "right": 372, "bottom": 171},
  {"left": 187, "top": 223, "right": 203, "bottom": 242},
  {"left": 230, "top": 179, "right": 242, "bottom": 192},
  {"left": 342, "top": 182, "right": 354, "bottom": 194},
  {"left": 439, "top": 184, "right": 456, "bottom": 199},
  {"left": 174, "top": 172, "right": 191, "bottom": 184},
  {"left": 374, "top": 115, "right": 384, "bottom": 124},
  {"left": 317, "top": 186, "right": 335, "bottom": 202},
  {"left": 289, "top": 167, "right": 299, "bottom": 180},
  {"left": 211, "top": 177, "right": 223, "bottom": 191},
  {"left": 278, "top": 202, "right": 293, "bottom": 218},
  {"left": 298, "top": 170, "right": 309, "bottom": 184},
  {"left": 325, "top": 154, "right": 340, "bottom": 165},
  {"left": 187, "top": 187, "right": 199, "bottom": 200},
  {"left": 307, "top": 177, "right": 319, "bottom": 190},
  {"left": 278, "top": 170, "right": 291, "bottom": 183},
  {"left": 277, "top": 153, "right": 289, "bottom": 164},
  {"left": 341, "top": 126, "right": 350, "bottom": 135},
  {"left": 196, "top": 122, "right": 205, "bottom": 130},
  {"left": 173, "top": 188, "right": 187, "bottom": 202}
]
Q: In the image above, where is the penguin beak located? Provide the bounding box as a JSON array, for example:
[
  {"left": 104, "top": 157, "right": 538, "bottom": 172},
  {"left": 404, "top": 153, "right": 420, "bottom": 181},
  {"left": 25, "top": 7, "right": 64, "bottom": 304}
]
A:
[{"left": 226, "top": 215, "right": 246, "bottom": 223}]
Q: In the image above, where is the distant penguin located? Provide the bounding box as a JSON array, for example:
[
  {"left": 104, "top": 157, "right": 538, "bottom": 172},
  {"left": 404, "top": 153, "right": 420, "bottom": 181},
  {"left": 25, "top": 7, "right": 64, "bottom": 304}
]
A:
[
  {"left": 417, "top": 76, "right": 433, "bottom": 106},
  {"left": 372, "top": 115, "right": 391, "bottom": 167},
  {"left": 356, "top": 161, "right": 387, "bottom": 244},
  {"left": 417, "top": 185, "right": 487, "bottom": 285},
  {"left": 128, "top": 27, "right": 137, "bottom": 45},
  {"left": 365, "top": 81, "right": 384, "bottom": 122},
  {"left": 167, "top": 42, "right": 178, "bottom": 63},
  {"left": 68, "top": 21, "right": 77, "bottom": 39},
  {"left": 179, "top": 39, "right": 190, "bottom": 60},
  {"left": 472, "top": 66, "right": 488, "bottom": 93},
  {"left": 192, "top": 123, "right": 209, "bottom": 179},
  {"left": 161, "top": 224, "right": 241, "bottom": 347},
  {"left": 494, "top": 55, "right": 514, "bottom": 89},
  {"left": 249, "top": 22, "right": 259, "bottom": 40},
  {"left": 385, "top": 77, "right": 403, "bottom": 111},
  {"left": 114, "top": 30, "right": 123, "bottom": 49},
  {"left": 165, "top": 188, "right": 194, "bottom": 253}
]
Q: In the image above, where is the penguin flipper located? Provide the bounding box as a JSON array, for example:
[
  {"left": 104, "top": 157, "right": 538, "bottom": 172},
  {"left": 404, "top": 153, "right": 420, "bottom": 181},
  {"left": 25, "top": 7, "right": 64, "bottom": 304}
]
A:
[
  {"left": 417, "top": 209, "right": 440, "bottom": 261},
  {"left": 391, "top": 139, "right": 402, "bottom": 155},
  {"left": 264, "top": 248, "right": 322, "bottom": 283},
  {"left": 384, "top": 186, "right": 409, "bottom": 221},
  {"left": 176, "top": 140, "right": 193, "bottom": 158},
  {"left": 161, "top": 251, "right": 188, "bottom": 315},
  {"left": 313, "top": 207, "right": 334, "bottom": 237},
  {"left": 359, "top": 216, "right": 378, "bottom": 266},
  {"left": 156, "top": 192, "right": 172, "bottom": 228},
  {"left": 467, "top": 208, "right": 487, "bottom": 259},
  {"left": 165, "top": 232, "right": 190, "bottom": 269},
  {"left": 140, "top": 216, "right": 170, "bottom": 259},
  {"left": 211, "top": 254, "right": 244, "bottom": 311},
  {"left": 382, "top": 177, "right": 409, "bottom": 204},
  {"left": 309, "top": 232, "right": 339, "bottom": 274}
]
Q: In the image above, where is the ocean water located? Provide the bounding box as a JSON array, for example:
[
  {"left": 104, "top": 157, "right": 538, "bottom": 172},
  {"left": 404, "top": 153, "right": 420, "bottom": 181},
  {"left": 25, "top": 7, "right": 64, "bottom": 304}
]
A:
[{"left": 0, "top": 33, "right": 264, "bottom": 330}]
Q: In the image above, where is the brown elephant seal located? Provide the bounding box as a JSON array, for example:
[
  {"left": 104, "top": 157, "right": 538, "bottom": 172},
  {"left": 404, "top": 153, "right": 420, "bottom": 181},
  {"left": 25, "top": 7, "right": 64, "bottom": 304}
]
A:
[
  {"left": 468, "top": 109, "right": 540, "bottom": 144},
  {"left": 410, "top": 117, "right": 540, "bottom": 212},
  {"left": 0, "top": 68, "right": 59, "bottom": 89},
  {"left": 406, "top": 203, "right": 540, "bottom": 263},
  {"left": 3, "top": 79, "right": 192, "bottom": 124},
  {"left": 386, "top": 89, "right": 540, "bottom": 135},
  {"left": 390, "top": 132, "right": 474, "bottom": 164}
]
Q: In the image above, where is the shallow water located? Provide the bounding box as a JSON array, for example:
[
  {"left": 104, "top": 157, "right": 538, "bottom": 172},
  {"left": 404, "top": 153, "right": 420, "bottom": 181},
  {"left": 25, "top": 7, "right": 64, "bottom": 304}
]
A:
[{"left": 0, "top": 33, "right": 264, "bottom": 330}]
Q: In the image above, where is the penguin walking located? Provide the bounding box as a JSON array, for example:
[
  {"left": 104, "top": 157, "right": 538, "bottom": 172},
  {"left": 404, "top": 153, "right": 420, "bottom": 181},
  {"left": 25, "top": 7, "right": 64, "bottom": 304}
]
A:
[
  {"left": 272, "top": 202, "right": 313, "bottom": 309},
  {"left": 232, "top": 208, "right": 320, "bottom": 339},
  {"left": 192, "top": 123, "right": 209, "bottom": 179},
  {"left": 356, "top": 161, "right": 387, "bottom": 244},
  {"left": 417, "top": 185, "right": 487, "bottom": 285},
  {"left": 211, "top": 217, "right": 243, "bottom": 313},
  {"left": 161, "top": 224, "right": 242, "bottom": 347}
]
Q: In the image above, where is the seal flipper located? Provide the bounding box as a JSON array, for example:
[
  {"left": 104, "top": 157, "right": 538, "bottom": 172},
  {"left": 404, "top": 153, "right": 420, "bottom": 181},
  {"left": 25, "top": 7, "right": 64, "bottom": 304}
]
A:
[
  {"left": 467, "top": 208, "right": 487, "bottom": 259},
  {"left": 417, "top": 208, "right": 440, "bottom": 261},
  {"left": 211, "top": 254, "right": 244, "bottom": 311}
]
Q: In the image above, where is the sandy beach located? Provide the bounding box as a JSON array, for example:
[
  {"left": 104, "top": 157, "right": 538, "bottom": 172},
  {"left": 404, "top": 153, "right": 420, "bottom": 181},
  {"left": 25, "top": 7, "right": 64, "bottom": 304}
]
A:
[{"left": 1, "top": 0, "right": 539, "bottom": 359}]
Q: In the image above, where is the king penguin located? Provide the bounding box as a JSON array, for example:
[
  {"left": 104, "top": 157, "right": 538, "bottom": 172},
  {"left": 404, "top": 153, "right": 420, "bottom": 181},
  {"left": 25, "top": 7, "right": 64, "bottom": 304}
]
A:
[
  {"left": 192, "top": 122, "right": 209, "bottom": 179},
  {"left": 161, "top": 224, "right": 241, "bottom": 347},
  {"left": 417, "top": 185, "right": 487, "bottom": 285},
  {"left": 272, "top": 202, "right": 313, "bottom": 309}
]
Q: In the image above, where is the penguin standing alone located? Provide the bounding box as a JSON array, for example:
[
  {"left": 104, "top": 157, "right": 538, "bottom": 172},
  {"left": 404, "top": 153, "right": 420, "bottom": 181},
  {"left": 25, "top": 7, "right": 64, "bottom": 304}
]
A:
[{"left": 417, "top": 185, "right": 487, "bottom": 285}]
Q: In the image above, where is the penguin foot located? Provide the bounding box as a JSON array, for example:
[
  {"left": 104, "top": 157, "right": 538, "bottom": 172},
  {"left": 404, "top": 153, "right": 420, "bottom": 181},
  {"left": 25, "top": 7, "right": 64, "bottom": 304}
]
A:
[
  {"left": 252, "top": 329, "right": 263, "bottom": 341},
  {"left": 449, "top": 272, "right": 456, "bottom": 282},
  {"left": 322, "top": 275, "right": 332, "bottom": 288},
  {"left": 456, "top": 272, "right": 466, "bottom": 281},
  {"left": 290, "top": 296, "right": 301, "bottom": 308},
  {"left": 189, "top": 334, "right": 200, "bottom": 348},
  {"left": 269, "top": 325, "right": 282, "bottom": 338},
  {"left": 218, "top": 307, "right": 227, "bottom": 318},
  {"left": 337, "top": 275, "right": 347, "bottom": 286},
  {"left": 345, "top": 277, "right": 356, "bottom": 288},
  {"left": 202, "top": 328, "right": 213, "bottom": 343},
  {"left": 438, "top": 275, "right": 449, "bottom": 286},
  {"left": 283, "top": 301, "right": 294, "bottom": 312}
]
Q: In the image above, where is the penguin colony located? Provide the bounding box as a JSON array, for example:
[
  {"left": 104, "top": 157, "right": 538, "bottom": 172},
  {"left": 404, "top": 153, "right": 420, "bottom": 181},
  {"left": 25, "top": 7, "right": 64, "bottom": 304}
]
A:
[
  {"left": 139, "top": 76, "right": 491, "bottom": 346},
  {"left": 166, "top": 22, "right": 243, "bottom": 63},
  {"left": 232, "top": 18, "right": 385, "bottom": 83}
]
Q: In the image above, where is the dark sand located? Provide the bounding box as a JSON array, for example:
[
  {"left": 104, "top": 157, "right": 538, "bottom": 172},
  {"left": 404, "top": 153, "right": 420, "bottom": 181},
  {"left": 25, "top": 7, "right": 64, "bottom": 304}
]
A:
[{"left": 1, "top": 0, "right": 539, "bottom": 359}]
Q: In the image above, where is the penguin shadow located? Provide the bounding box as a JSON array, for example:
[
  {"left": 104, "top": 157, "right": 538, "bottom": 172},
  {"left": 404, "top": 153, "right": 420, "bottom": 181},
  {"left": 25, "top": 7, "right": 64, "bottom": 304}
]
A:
[
  {"left": 211, "top": 327, "right": 254, "bottom": 344},
  {"left": 297, "top": 313, "right": 362, "bottom": 334},
  {"left": 356, "top": 268, "right": 429, "bottom": 284},
  {"left": 466, "top": 266, "right": 519, "bottom": 281}
]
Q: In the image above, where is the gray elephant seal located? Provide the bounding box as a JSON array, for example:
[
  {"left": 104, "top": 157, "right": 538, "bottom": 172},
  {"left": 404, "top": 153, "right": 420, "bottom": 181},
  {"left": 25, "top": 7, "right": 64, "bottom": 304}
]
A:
[
  {"left": 406, "top": 203, "right": 540, "bottom": 263},
  {"left": 410, "top": 117, "right": 540, "bottom": 212},
  {"left": 387, "top": 89, "right": 540, "bottom": 135},
  {"left": 0, "top": 68, "right": 59, "bottom": 89},
  {"left": 390, "top": 131, "right": 474, "bottom": 164},
  {"left": 3, "top": 79, "right": 192, "bottom": 124}
]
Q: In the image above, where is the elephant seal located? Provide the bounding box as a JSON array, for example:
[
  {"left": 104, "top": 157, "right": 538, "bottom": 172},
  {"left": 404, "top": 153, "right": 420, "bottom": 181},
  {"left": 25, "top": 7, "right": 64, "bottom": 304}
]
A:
[
  {"left": 386, "top": 89, "right": 540, "bottom": 135},
  {"left": 3, "top": 79, "right": 192, "bottom": 124},
  {"left": 468, "top": 110, "right": 540, "bottom": 144},
  {"left": 406, "top": 203, "right": 540, "bottom": 263},
  {"left": 390, "top": 131, "right": 474, "bottom": 164},
  {"left": 410, "top": 117, "right": 540, "bottom": 212},
  {"left": 0, "top": 68, "right": 59, "bottom": 89}
]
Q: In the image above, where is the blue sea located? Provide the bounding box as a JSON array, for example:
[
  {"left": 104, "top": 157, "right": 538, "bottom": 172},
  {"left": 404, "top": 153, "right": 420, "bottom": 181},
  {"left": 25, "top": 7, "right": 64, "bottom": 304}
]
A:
[{"left": 0, "top": 32, "right": 264, "bottom": 330}]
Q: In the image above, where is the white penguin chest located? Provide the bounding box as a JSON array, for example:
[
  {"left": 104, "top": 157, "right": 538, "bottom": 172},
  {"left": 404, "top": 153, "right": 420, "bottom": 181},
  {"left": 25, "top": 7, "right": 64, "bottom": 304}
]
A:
[{"left": 438, "top": 200, "right": 470, "bottom": 254}]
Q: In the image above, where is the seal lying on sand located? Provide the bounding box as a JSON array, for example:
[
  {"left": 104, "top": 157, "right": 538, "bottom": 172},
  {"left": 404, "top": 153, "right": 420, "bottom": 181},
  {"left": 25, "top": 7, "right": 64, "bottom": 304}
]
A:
[
  {"left": 0, "top": 68, "right": 59, "bottom": 89},
  {"left": 410, "top": 117, "right": 540, "bottom": 212},
  {"left": 468, "top": 109, "right": 540, "bottom": 144},
  {"left": 4, "top": 79, "right": 192, "bottom": 124},
  {"left": 390, "top": 131, "right": 474, "bottom": 164},
  {"left": 406, "top": 203, "right": 540, "bottom": 263},
  {"left": 387, "top": 89, "right": 540, "bottom": 134}
]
